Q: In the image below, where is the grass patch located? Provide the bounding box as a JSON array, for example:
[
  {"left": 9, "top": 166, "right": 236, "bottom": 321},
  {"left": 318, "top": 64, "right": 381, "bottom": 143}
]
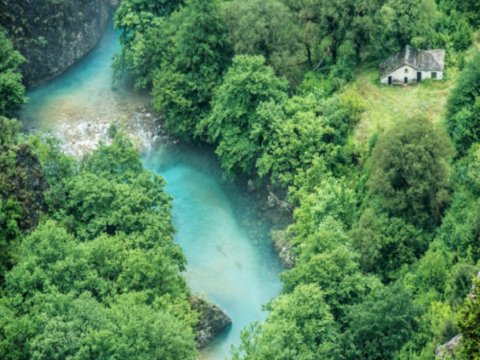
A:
[{"left": 351, "top": 67, "right": 455, "bottom": 144}]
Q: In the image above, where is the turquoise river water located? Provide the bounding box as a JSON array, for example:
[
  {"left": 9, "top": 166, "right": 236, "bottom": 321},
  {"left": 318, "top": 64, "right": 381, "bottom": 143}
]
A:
[{"left": 21, "top": 21, "right": 283, "bottom": 360}]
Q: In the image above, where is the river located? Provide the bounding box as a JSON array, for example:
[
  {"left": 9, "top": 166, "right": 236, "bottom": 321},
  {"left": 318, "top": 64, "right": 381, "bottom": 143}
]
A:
[{"left": 21, "top": 20, "right": 283, "bottom": 360}]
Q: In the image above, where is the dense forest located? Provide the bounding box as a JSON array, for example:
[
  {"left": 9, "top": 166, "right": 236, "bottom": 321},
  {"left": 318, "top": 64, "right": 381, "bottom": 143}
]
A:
[{"left": 1, "top": 0, "right": 480, "bottom": 359}]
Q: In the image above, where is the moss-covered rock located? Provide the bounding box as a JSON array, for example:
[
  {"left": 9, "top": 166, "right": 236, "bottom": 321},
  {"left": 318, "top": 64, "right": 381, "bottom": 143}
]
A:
[{"left": 191, "top": 296, "right": 232, "bottom": 349}]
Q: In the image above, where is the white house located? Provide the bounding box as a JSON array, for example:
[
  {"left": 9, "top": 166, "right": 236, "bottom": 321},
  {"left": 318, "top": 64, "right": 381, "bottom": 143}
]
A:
[{"left": 380, "top": 46, "right": 445, "bottom": 85}]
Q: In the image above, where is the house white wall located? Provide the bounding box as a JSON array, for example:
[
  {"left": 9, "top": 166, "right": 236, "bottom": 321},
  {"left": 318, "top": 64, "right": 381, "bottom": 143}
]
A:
[{"left": 381, "top": 65, "right": 443, "bottom": 85}]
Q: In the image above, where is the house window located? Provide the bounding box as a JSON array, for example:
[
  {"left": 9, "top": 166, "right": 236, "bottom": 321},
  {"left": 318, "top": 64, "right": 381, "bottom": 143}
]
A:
[
  {"left": 405, "top": 68, "right": 409, "bottom": 73},
  {"left": 431, "top": 72, "right": 437, "bottom": 79}
]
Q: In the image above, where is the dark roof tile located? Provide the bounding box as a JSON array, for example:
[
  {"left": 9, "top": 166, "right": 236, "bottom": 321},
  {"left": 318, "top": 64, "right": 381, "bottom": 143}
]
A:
[{"left": 380, "top": 46, "right": 445, "bottom": 78}]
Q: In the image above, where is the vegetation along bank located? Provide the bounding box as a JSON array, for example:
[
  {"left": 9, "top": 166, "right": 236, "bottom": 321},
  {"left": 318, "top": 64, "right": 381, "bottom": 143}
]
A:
[{"left": 1, "top": 0, "right": 480, "bottom": 359}]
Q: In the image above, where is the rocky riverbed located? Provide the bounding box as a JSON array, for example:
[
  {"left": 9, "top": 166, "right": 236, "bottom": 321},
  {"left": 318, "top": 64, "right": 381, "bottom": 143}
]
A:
[{"left": 45, "top": 108, "right": 169, "bottom": 157}]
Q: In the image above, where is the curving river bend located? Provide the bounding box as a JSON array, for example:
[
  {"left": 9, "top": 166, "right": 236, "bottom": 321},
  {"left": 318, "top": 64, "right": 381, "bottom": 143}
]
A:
[{"left": 21, "top": 20, "right": 282, "bottom": 360}]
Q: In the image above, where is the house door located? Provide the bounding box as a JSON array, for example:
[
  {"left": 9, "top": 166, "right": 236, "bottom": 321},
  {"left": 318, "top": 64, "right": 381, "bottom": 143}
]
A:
[
  {"left": 404, "top": 77, "right": 408, "bottom": 84},
  {"left": 388, "top": 76, "right": 392, "bottom": 85},
  {"left": 417, "top": 72, "right": 422, "bottom": 82}
]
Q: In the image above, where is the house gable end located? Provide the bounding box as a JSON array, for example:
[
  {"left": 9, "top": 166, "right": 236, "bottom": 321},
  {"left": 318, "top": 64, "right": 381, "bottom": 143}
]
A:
[{"left": 381, "top": 65, "right": 417, "bottom": 81}]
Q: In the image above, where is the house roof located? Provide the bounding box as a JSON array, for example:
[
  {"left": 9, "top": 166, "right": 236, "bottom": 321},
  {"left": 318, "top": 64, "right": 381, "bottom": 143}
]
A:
[{"left": 380, "top": 46, "right": 445, "bottom": 78}]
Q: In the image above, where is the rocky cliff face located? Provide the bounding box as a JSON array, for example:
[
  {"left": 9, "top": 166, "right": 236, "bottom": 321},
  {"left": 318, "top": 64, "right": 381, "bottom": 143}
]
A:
[{"left": 0, "top": 0, "right": 118, "bottom": 86}]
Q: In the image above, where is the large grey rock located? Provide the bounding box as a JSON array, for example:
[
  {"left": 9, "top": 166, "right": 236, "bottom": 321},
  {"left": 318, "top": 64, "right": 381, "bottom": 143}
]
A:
[
  {"left": 0, "top": 0, "right": 118, "bottom": 86},
  {"left": 436, "top": 334, "right": 462, "bottom": 359},
  {"left": 191, "top": 296, "right": 232, "bottom": 349}
]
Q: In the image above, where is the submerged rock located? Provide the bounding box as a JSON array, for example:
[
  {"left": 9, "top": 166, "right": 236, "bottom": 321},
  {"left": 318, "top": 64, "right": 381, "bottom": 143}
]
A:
[{"left": 191, "top": 296, "right": 232, "bottom": 349}]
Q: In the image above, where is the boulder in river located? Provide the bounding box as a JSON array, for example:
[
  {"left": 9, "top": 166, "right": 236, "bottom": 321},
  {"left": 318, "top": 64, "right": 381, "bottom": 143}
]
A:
[{"left": 191, "top": 296, "right": 232, "bottom": 349}]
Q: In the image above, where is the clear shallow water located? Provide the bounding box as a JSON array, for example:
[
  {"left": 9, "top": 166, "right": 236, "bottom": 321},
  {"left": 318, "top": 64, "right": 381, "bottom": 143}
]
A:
[
  {"left": 21, "top": 19, "right": 282, "bottom": 360},
  {"left": 21, "top": 19, "right": 148, "bottom": 140},
  {"left": 143, "top": 144, "right": 282, "bottom": 359}
]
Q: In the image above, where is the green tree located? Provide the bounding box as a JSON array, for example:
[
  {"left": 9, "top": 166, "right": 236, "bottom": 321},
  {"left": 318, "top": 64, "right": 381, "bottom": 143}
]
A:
[
  {"left": 151, "top": 0, "right": 231, "bottom": 139},
  {"left": 0, "top": 136, "right": 198, "bottom": 359},
  {"left": 199, "top": 55, "right": 288, "bottom": 178},
  {"left": 281, "top": 0, "right": 380, "bottom": 68},
  {"left": 82, "top": 133, "right": 144, "bottom": 180},
  {"left": 438, "top": 144, "right": 480, "bottom": 262},
  {"left": 368, "top": 117, "right": 453, "bottom": 228},
  {"left": 447, "top": 52, "right": 480, "bottom": 156},
  {"left": 351, "top": 209, "right": 430, "bottom": 281},
  {"left": 258, "top": 89, "right": 363, "bottom": 189},
  {"left": 458, "top": 276, "right": 480, "bottom": 359},
  {"left": 438, "top": 192, "right": 480, "bottom": 263},
  {"left": 221, "top": 0, "right": 303, "bottom": 84},
  {"left": 343, "top": 283, "right": 420, "bottom": 360},
  {"left": 373, "top": 0, "right": 438, "bottom": 58},
  {"left": 5, "top": 222, "right": 187, "bottom": 302},
  {"left": 449, "top": 263, "right": 478, "bottom": 306},
  {"left": 0, "top": 199, "right": 21, "bottom": 280},
  {"left": 0, "top": 32, "right": 32, "bottom": 278},
  {"left": 440, "top": 0, "right": 480, "bottom": 26},
  {"left": 429, "top": 9, "right": 472, "bottom": 53},
  {"left": 0, "top": 29, "right": 25, "bottom": 116},
  {"left": 114, "top": 17, "right": 173, "bottom": 89},
  {"left": 115, "top": 0, "right": 182, "bottom": 36},
  {"left": 113, "top": 0, "right": 183, "bottom": 86},
  {"left": 283, "top": 244, "right": 380, "bottom": 321},
  {"left": 288, "top": 177, "right": 358, "bottom": 234},
  {"left": 0, "top": 291, "right": 197, "bottom": 360},
  {"left": 232, "top": 284, "right": 340, "bottom": 360},
  {"left": 412, "top": 242, "right": 451, "bottom": 297},
  {"left": 283, "top": 217, "right": 380, "bottom": 320},
  {"left": 85, "top": 295, "right": 197, "bottom": 360},
  {"left": 0, "top": 117, "right": 19, "bottom": 146}
]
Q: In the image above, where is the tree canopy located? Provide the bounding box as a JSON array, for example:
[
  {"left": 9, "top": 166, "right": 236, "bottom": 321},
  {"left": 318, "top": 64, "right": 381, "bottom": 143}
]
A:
[
  {"left": 199, "top": 55, "right": 288, "bottom": 179},
  {"left": 151, "top": 0, "right": 232, "bottom": 139},
  {"left": 2, "top": 0, "right": 480, "bottom": 359},
  {"left": 221, "top": 0, "right": 303, "bottom": 84},
  {"left": 0, "top": 135, "right": 198, "bottom": 359},
  {"left": 0, "top": 29, "right": 25, "bottom": 116},
  {"left": 368, "top": 117, "right": 453, "bottom": 228},
  {"left": 447, "top": 53, "right": 480, "bottom": 156}
]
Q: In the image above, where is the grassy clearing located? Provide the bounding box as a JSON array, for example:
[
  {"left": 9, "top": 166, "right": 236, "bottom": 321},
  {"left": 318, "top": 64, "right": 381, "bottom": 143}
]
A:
[{"left": 351, "top": 67, "right": 455, "bottom": 144}]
